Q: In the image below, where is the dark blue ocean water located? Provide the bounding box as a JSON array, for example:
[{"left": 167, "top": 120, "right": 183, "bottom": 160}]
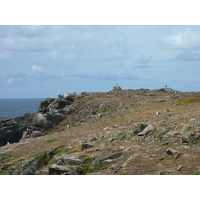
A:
[{"left": 0, "top": 98, "right": 45, "bottom": 118}]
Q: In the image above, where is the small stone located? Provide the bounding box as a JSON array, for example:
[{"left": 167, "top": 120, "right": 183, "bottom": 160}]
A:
[
  {"left": 23, "top": 168, "right": 34, "bottom": 175},
  {"left": 92, "top": 158, "right": 101, "bottom": 166},
  {"left": 108, "top": 138, "right": 115, "bottom": 144},
  {"left": 166, "top": 148, "right": 181, "bottom": 159},
  {"left": 101, "top": 159, "right": 113, "bottom": 164},
  {"left": 90, "top": 137, "right": 97, "bottom": 141},
  {"left": 81, "top": 143, "right": 94, "bottom": 151},
  {"left": 101, "top": 152, "right": 123, "bottom": 161}
]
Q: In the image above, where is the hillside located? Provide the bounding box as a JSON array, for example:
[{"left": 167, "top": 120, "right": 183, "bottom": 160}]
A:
[{"left": 1, "top": 87, "right": 200, "bottom": 175}]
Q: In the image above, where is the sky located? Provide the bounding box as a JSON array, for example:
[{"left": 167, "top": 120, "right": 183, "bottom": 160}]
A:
[{"left": 1, "top": 25, "right": 200, "bottom": 98}]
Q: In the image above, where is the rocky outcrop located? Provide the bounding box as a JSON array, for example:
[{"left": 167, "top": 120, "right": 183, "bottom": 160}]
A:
[
  {"left": 159, "top": 87, "right": 174, "bottom": 92},
  {"left": 38, "top": 98, "right": 55, "bottom": 113},
  {"left": 112, "top": 84, "right": 122, "bottom": 91},
  {"left": 0, "top": 117, "right": 25, "bottom": 147}
]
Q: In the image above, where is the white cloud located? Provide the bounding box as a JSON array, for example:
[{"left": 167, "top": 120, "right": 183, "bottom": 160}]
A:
[
  {"left": 6, "top": 78, "right": 14, "bottom": 84},
  {"left": 31, "top": 65, "right": 42, "bottom": 71},
  {"left": 160, "top": 28, "right": 200, "bottom": 50}
]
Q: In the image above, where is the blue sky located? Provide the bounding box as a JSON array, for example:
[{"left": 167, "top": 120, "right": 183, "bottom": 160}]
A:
[{"left": 1, "top": 25, "right": 200, "bottom": 98}]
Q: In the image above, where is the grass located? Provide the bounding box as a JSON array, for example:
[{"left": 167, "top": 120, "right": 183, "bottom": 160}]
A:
[
  {"left": 51, "top": 146, "right": 76, "bottom": 156},
  {"left": 176, "top": 97, "right": 200, "bottom": 105},
  {"left": 76, "top": 157, "right": 112, "bottom": 175},
  {"left": 45, "top": 138, "right": 58, "bottom": 143},
  {"left": 1, "top": 152, "right": 17, "bottom": 162},
  {"left": 192, "top": 140, "right": 200, "bottom": 145},
  {"left": 157, "top": 134, "right": 164, "bottom": 140},
  {"left": 185, "top": 126, "right": 191, "bottom": 132},
  {"left": 69, "top": 150, "right": 78, "bottom": 154},
  {"left": 194, "top": 171, "right": 200, "bottom": 175}
]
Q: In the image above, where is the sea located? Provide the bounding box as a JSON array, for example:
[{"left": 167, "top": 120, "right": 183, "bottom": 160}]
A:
[{"left": 0, "top": 98, "right": 45, "bottom": 118}]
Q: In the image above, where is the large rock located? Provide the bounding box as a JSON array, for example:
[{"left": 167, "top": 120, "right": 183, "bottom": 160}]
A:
[
  {"left": 38, "top": 98, "right": 55, "bottom": 113},
  {"left": 60, "top": 105, "right": 75, "bottom": 115},
  {"left": 48, "top": 111, "right": 64, "bottom": 126},
  {"left": 62, "top": 93, "right": 75, "bottom": 102},
  {"left": 166, "top": 148, "right": 181, "bottom": 159},
  {"left": 182, "top": 132, "right": 199, "bottom": 144},
  {"left": 138, "top": 124, "right": 155, "bottom": 136},
  {"left": 101, "top": 153, "right": 123, "bottom": 162},
  {"left": 31, "top": 131, "right": 42, "bottom": 138},
  {"left": 49, "top": 164, "right": 78, "bottom": 175},
  {"left": 47, "top": 99, "right": 71, "bottom": 111},
  {"left": 159, "top": 88, "right": 174, "bottom": 93},
  {"left": 112, "top": 84, "right": 122, "bottom": 91},
  {"left": 32, "top": 113, "right": 52, "bottom": 128},
  {"left": 0, "top": 117, "right": 25, "bottom": 147},
  {"left": 54, "top": 156, "right": 82, "bottom": 165},
  {"left": 81, "top": 143, "right": 94, "bottom": 151}
]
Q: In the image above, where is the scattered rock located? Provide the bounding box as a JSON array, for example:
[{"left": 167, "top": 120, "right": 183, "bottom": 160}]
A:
[
  {"left": 124, "top": 131, "right": 135, "bottom": 139},
  {"left": 92, "top": 158, "right": 101, "bottom": 166},
  {"left": 90, "top": 137, "right": 97, "bottom": 142},
  {"left": 81, "top": 143, "right": 94, "bottom": 151},
  {"left": 158, "top": 99, "right": 167, "bottom": 103},
  {"left": 124, "top": 105, "right": 131, "bottom": 109},
  {"left": 159, "top": 128, "right": 169, "bottom": 136},
  {"left": 108, "top": 138, "right": 115, "bottom": 144},
  {"left": 101, "top": 152, "right": 123, "bottom": 161},
  {"left": 166, "top": 148, "right": 181, "bottom": 159}
]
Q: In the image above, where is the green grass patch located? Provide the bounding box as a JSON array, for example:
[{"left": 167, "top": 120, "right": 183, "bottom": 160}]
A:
[
  {"left": 192, "top": 140, "right": 200, "bottom": 145},
  {"left": 157, "top": 134, "right": 164, "bottom": 140},
  {"left": 69, "top": 149, "right": 78, "bottom": 154},
  {"left": 32, "top": 151, "right": 48, "bottom": 166},
  {"left": 185, "top": 126, "right": 191, "bottom": 132},
  {"left": 45, "top": 138, "right": 58, "bottom": 143},
  {"left": 176, "top": 97, "right": 200, "bottom": 105},
  {"left": 1, "top": 152, "right": 17, "bottom": 162}
]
